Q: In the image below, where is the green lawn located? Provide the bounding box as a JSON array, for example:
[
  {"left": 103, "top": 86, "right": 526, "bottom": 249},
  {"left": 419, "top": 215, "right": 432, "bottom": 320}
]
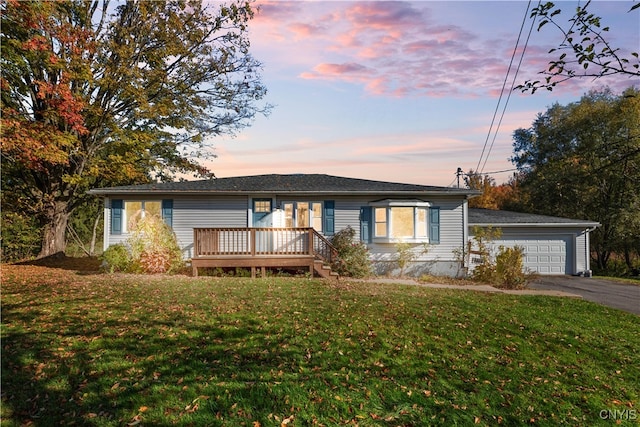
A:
[{"left": 2, "top": 264, "right": 639, "bottom": 426}]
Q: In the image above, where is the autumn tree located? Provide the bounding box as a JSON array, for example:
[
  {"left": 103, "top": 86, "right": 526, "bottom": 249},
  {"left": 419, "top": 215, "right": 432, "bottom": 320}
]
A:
[
  {"left": 465, "top": 170, "right": 516, "bottom": 210},
  {"left": 1, "top": 0, "right": 269, "bottom": 258},
  {"left": 518, "top": 0, "right": 640, "bottom": 93},
  {"left": 510, "top": 87, "right": 640, "bottom": 272}
]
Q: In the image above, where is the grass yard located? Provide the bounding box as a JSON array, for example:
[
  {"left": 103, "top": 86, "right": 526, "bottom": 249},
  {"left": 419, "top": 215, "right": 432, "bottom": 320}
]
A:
[{"left": 1, "top": 264, "right": 639, "bottom": 426}]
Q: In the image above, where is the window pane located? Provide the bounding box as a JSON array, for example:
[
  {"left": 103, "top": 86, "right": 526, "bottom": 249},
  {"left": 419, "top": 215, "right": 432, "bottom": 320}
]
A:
[
  {"left": 255, "top": 200, "right": 271, "bottom": 213},
  {"left": 375, "top": 222, "right": 387, "bottom": 237},
  {"left": 416, "top": 208, "right": 427, "bottom": 237},
  {"left": 312, "top": 202, "right": 322, "bottom": 231},
  {"left": 145, "top": 201, "right": 162, "bottom": 219},
  {"left": 390, "top": 207, "right": 414, "bottom": 238},
  {"left": 297, "top": 202, "right": 309, "bottom": 227},
  {"left": 284, "top": 203, "right": 294, "bottom": 228},
  {"left": 125, "top": 201, "right": 142, "bottom": 231},
  {"left": 374, "top": 207, "right": 387, "bottom": 237}
]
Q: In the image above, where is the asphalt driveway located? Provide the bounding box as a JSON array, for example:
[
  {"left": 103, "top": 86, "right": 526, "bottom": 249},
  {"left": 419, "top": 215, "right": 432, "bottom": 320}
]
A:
[{"left": 529, "top": 276, "right": 640, "bottom": 315}]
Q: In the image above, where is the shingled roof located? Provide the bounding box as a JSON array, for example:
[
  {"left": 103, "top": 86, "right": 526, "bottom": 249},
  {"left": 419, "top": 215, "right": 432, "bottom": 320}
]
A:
[
  {"left": 89, "top": 174, "right": 480, "bottom": 196},
  {"left": 469, "top": 208, "right": 600, "bottom": 227}
]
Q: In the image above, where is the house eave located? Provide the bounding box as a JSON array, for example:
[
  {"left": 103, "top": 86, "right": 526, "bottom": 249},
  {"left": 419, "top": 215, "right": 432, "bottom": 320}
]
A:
[
  {"left": 470, "top": 222, "right": 601, "bottom": 229},
  {"left": 87, "top": 174, "right": 482, "bottom": 198},
  {"left": 88, "top": 189, "right": 479, "bottom": 197}
]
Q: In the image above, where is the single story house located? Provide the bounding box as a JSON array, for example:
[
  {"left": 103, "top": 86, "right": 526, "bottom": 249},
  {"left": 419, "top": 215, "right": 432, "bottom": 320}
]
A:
[
  {"left": 468, "top": 208, "right": 599, "bottom": 276},
  {"left": 89, "top": 174, "right": 599, "bottom": 277}
]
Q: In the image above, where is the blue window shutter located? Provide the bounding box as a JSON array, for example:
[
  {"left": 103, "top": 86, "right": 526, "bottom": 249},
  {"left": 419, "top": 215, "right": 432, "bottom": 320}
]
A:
[
  {"left": 360, "top": 206, "right": 372, "bottom": 243},
  {"left": 323, "top": 200, "right": 335, "bottom": 235},
  {"left": 111, "top": 199, "right": 123, "bottom": 235},
  {"left": 429, "top": 207, "right": 440, "bottom": 244},
  {"left": 162, "top": 199, "right": 173, "bottom": 228}
]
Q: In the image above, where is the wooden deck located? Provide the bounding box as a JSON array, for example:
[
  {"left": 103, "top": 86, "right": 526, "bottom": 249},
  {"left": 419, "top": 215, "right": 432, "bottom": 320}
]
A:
[{"left": 191, "top": 227, "right": 338, "bottom": 279}]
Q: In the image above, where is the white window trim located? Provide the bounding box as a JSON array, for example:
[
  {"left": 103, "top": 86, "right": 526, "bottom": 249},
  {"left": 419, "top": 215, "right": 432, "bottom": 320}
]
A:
[
  {"left": 369, "top": 199, "right": 431, "bottom": 243},
  {"left": 281, "top": 201, "right": 324, "bottom": 231}
]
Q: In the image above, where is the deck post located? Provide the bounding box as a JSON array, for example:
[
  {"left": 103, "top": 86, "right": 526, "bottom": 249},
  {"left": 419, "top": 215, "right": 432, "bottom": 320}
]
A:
[
  {"left": 307, "top": 228, "right": 314, "bottom": 255},
  {"left": 251, "top": 228, "right": 256, "bottom": 256}
]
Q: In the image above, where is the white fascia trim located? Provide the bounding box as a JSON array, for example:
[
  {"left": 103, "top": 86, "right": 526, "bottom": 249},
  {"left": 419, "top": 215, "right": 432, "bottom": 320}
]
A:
[
  {"left": 470, "top": 223, "right": 600, "bottom": 228},
  {"left": 369, "top": 199, "right": 431, "bottom": 207}
]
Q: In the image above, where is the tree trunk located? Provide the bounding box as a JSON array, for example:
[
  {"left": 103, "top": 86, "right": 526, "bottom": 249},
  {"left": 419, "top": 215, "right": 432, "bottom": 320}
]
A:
[
  {"left": 89, "top": 212, "right": 101, "bottom": 256},
  {"left": 595, "top": 250, "right": 610, "bottom": 271},
  {"left": 38, "top": 201, "right": 71, "bottom": 258}
]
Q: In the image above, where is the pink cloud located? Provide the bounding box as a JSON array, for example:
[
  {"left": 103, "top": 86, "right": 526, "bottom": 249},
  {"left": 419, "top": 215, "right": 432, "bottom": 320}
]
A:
[
  {"left": 253, "top": 1, "right": 302, "bottom": 24},
  {"left": 300, "top": 62, "right": 375, "bottom": 85},
  {"left": 315, "top": 62, "right": 370, "bottom": 75},
  {"left": 288, "top": 22, "right": 325, "bottom": 38},
  {"left": 252, "top": 1, "right": 638, "bottom": 99},
  {"left": 344, "top": 2, "right": 426, "bottom": 34},
  {"left": 301, "top": 3, "right": 516, "bottom": 98}
]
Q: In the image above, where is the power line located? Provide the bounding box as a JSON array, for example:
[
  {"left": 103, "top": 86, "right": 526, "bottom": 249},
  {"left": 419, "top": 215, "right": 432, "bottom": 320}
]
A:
[
  {"left": 480, "top": 1, "right": 539, "bottom": 174},
  {"left": 455, "top": 167, "right": 519, "bottom": 188},
  {"left": 475, "top": 1, "right": 535, "bottom": 174},
  {"left": 470, "top": 168, "right": 519, "bottom": 176}
]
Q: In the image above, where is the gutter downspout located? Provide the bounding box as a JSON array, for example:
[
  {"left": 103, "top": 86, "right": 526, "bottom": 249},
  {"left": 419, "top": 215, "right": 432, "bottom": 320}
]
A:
[
  {"left": 103, "top": 197, "right": 110, "bottom": 252},
  {"left": 462, "top": 198, "right": 469, "bottom": 278}
]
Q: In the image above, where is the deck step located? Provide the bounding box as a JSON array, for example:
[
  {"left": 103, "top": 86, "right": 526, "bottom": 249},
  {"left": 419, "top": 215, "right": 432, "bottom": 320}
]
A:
[{"left": 314, "top": 260, "right": 339, "bottom": 280}]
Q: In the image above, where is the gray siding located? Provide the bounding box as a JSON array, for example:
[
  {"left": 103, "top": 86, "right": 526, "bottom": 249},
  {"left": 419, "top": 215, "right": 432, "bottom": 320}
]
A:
[
  {"left": 364, "top": 197, "right": 466, "bottom": 277},
  {"left": 173, "top": 196, "right": 248, "bottom": 258},
  {"left": 575, "top": 230, "right": 590, "bottom": 274},
  {"left": 103, "top": 194, "right": 468, "bottom": 276},
  {"left": 104, "top": 196, "right": 249, "bottom": 258},
  {"left": 334, "top": 196, "right": 371, "bottom": 241}
]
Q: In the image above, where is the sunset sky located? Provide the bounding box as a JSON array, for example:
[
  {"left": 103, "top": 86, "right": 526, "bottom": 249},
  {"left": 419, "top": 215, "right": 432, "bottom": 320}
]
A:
[{"left": 204, "top": 1, "right": 639, "bottom": 187}]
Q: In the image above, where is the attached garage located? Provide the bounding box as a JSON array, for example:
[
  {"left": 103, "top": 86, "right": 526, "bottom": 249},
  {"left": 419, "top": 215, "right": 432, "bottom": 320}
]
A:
[
  {"left": 468, "top": 209, "right": 599, "bottom": 276},
  {"left": 494, "top": 233, "right": 570, "bottom": 274}
]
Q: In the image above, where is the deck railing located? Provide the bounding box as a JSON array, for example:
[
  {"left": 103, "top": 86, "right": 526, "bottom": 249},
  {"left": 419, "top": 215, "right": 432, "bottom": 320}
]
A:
[{"left": 193, "top": 227, "right": 337, "bottom": 263}]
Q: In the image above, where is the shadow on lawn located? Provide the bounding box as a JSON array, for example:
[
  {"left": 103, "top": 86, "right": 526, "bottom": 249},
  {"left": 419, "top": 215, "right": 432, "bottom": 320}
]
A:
[
  {"left": 14, "top": 253, "right": 102, "bottom": 275},
  {"left": 1, "top": 297, "right": 300, "bottom": 426}
]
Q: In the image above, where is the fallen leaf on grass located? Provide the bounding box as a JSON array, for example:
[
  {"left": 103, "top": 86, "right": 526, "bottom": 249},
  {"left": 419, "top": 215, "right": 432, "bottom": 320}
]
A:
[{"left": 128, "top": 414, "right": 142, "bottom": 425}]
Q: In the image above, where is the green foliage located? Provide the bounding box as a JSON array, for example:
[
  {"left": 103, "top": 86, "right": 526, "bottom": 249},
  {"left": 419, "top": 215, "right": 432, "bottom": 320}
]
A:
[
  {"left": 66, "top": 199, "right": 103, "bottom": 257},
  {"left": 510, "top": 87, "right": 640, "bottom": 274},
  {"left": 518, "top": 2, "right": 639, "bottom": 92},
  {"left": 0, "top": 211, "right": 41, "bottom": 262},
  {"left": 470, "top": 226, "right": 529, "bottom": 288},
  {"left": 495, "top": 246, "right": 529, "bottom": 289},
  {"left": 330, "top": 226, "right": 371, "bottom": 278},
  {"left": 395, "top": 241, "right": 430, "bottom": 277},
  {"left": 395, "top": 241, "right": 414, "bottom": 276},
  {"left": 127, "top": 215, "right": 184, "bottom": 274},
  {"left": 1, "top": 0, "right": 269, "bottom": 256},
  {"left": 593, "top": 257, "right": 640, "bottom": 278},
  {"left": 469, "top": 226, "right": 502, "bottom": 283},
  {"left": 100, "top": 244, "right": 130, "bottom": 273},
  {"left": 3, "top": 264, "right": 640, "bottom": 426},
  {"left": 100, "top": 216, "right": 183, "bottom": 274}
]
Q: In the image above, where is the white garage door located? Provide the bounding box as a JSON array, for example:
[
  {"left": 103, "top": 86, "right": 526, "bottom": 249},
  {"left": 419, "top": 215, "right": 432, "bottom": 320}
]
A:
[{"left": 494, "top": 236, "right": 571, "bottom": 275}]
